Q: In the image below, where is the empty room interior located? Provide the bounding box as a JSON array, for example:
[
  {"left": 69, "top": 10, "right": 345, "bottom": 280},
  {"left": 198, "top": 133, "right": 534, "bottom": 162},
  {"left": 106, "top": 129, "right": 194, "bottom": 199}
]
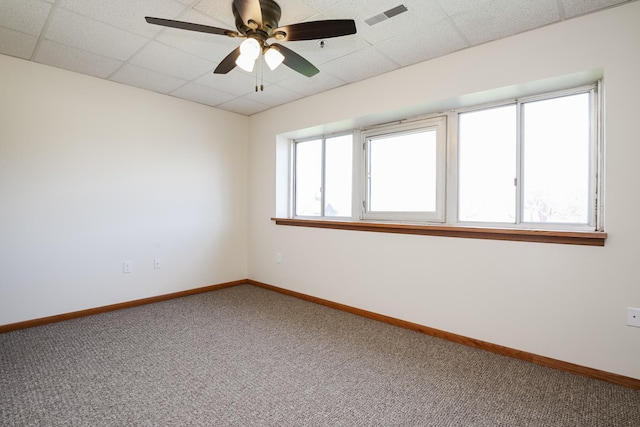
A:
[{"left": 2, "top": 0, "right": 640, "bottom": 424}]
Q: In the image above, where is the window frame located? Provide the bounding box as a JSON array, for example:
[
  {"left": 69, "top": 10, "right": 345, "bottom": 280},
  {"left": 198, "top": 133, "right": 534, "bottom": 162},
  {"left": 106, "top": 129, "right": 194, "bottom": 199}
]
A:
[
  {"left": 361, "top": 116, "right": 447, "bottom": 223},
  {"left": 286, "top": 81, "right": 604, "bottom": 239},
  {"left": 450, "top": 83, "right": 602, "bottom": 231},
  {"left": 292, "top": 132, "right": 354, "bottom": 220}
]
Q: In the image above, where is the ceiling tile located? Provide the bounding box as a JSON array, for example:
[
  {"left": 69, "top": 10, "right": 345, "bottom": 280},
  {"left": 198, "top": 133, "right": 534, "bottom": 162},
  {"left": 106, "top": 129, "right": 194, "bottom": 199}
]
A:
[
  {"left": 193, "top": 0, "right": 238, "bottom": 28},
  {"left": 561, "top": 0, "right": 630, "bottom": 18},
  {"left": 1, "top": 0, "right": 634, "bottom": 116},
  {"left": 436, "top": 0, "right": 496, "bottom": 16},
  {"left": 302, "top": 0, "right": 351, "bottom": 13},
  {"left": 58, "top": 0, "right": 186, "bottom": 38},
  {"left": 216, "top": 96, "right": 271, "bottom": 115},
  {"left": 277, "top": 71, "right": 346, "bottom": 95},
  {"left": 323, "top": 0, "right": 404, "bottom": 22},
  {"left": 260, "top": 63, "right": 302, "bottom": 84},
  {"left": 321, "top": 47, "right": 399, "bottom": 83},
  {"left": 0, "top": 27, "right": 38, "bottom": 59},
  {"left": 450, "top": 0, "right": 560, "bottom": 45},
  {"left": 44, "top": 8, "right": 149, "bottom": 61},
  {"left": 154, "top": 9, "right": 239, "bottom": 63},
  {"left": 278, "top": 35, "right": 369, "bottom": 68},
  {"left": 170, "top": 82, "right": 236, "bottom": 106},
  {"left": 109, "top": 64, "right": 187, "bottom": 93},
  {"left": 0, "top": 0, "right": 52, "bottom": 36},
  {"left": 376, "top": 18, "right": 467, "bottom": 66},
  {"left": 195, "top": 70, "right": 260, "bottom": 96},
  {"left": 241, "top": 84, "right": 305, "bottom": 107},
  {"left": 327, "top": 0, "right": 447, "bottom": 44},
  {"left": 277, "top": 1, "right": 320, "bottom": 25},
  {"left": 33, "top": 40, "right": 123, "bottom": 78},
  {"left": 129, "top": 41, "right": 216, "bottom": 80}
]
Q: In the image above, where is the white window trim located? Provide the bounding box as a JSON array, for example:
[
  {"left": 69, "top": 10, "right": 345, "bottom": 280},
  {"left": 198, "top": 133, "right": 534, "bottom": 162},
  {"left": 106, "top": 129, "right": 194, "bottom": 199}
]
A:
[
  {"left": 360, "top": 116, "right": 447, "bottom": 223},
  {"left": 450, "top": 83, "right": 602, "bottom": 231},
  {"left": 291, "top": 132, "right": 355, "bottom": 220}
]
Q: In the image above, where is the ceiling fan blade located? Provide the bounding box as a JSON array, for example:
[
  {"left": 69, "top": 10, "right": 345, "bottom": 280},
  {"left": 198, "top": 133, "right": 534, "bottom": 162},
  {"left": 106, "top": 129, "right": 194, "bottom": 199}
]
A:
[
  {"left": 273, "top": 20, "right": 356, "bottom": 41},
  {"left": 214, "top": 46, "right": 242, "bottom": 74},
  {"left": 145, "top": 17, "right": 238, "bottom": 37},
  {"left": 233, "top": 0, "right": 262, "bottom": 28},
  {"left": 271, "top": 44, "right": 319, "bottom": 77}
]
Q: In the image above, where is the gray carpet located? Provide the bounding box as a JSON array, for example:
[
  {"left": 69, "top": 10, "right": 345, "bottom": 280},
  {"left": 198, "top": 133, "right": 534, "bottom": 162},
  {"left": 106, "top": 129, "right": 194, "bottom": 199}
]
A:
[{"left": 1, "top": 284, "right": 639, "bottom": 426}]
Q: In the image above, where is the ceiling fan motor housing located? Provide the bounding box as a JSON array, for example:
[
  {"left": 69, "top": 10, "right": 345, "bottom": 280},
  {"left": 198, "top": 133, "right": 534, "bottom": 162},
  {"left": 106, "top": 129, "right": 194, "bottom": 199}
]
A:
[{"left": 233, "top": 0, "right": 282, "bottom": 38}]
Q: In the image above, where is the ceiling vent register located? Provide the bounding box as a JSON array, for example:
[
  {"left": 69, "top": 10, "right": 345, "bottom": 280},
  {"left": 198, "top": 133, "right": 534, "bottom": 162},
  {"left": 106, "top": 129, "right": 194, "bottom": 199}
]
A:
[{"left": 365, "top": 4, "right": 409, "bottom": 26}]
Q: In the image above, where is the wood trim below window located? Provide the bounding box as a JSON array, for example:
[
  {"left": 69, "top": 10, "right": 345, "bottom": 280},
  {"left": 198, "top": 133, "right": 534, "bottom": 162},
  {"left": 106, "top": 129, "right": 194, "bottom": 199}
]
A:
[{"left": 272, "top": 218, "right": 606, "bottom": 246}]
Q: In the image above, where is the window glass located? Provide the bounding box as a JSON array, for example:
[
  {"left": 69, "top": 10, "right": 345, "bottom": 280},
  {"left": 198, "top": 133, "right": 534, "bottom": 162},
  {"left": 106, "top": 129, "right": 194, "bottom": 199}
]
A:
[
  {"left": 294, "top": 134, "right": 353, "bottom": 218},
  {"left": 458, "top": 89, "right": 595, "bottom": 227},
  {"left": 362, "top": 116, "right": 446, "bottom": 222},
  {"left": 368, "top": 129, "right": 437, "bottom": 212},
  {"left": 325, "top": 135, "right": 353, "bottom": 217},
  {"left": 458, "top": 105, "right": 516, "bottom": 222},
  {"left": 522, "top": 93, "right": 590, "bottom": 224},
  {"left": 294, "top": 139, "right": 322, "bottom": 216}
]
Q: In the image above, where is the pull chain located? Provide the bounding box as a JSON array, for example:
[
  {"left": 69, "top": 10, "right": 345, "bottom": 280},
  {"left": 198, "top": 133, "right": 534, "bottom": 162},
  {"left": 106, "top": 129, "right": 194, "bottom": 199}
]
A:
[
  {"left": 253, "top": 57, "right": 265, "bottom": 92},
  {"left": 260, "top": 57, "right": 264, "bottom": 91},
  {"left": 255, "top": 63, "right": 258, "bottom": 92}
]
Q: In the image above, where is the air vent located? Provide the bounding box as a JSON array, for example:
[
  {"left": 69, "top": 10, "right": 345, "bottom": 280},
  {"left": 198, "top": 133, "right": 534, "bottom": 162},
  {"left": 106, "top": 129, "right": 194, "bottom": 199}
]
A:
[{"left": 365, "top": 4, "right": 408, "bottom": 26}]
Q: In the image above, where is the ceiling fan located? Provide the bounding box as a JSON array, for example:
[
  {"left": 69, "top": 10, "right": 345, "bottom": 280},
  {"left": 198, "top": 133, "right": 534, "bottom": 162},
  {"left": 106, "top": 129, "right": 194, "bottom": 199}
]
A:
[{"left": 145, "top": 0, "right": 357, "bottom": 78}]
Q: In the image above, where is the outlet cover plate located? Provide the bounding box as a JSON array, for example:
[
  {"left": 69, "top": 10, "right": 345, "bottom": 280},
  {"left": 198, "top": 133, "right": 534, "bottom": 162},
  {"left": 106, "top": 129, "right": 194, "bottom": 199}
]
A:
[{"left": 628, "top": 307, "right": 640, "bottom": 327}]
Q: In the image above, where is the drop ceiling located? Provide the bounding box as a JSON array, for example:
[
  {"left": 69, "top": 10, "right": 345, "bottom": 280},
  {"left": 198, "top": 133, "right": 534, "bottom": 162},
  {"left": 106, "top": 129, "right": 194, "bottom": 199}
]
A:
[{"left": 1, "top": 0, "right": 635, "bottom": 115}]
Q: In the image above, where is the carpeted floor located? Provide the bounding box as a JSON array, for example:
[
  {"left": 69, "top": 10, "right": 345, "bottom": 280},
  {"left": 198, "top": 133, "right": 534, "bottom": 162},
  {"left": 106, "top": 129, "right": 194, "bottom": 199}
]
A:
[{"left": 1, "top": 284, "right": 639, "bottom": 426}]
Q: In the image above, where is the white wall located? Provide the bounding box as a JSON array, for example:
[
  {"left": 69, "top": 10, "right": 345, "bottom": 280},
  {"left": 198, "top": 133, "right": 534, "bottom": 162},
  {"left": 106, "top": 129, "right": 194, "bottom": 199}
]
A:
[
  {"left": 0, "top": 55, "right": 249, "bottom": 325},
  {"left": 248, "top": 2, "right": 640, "bottom": 380}
]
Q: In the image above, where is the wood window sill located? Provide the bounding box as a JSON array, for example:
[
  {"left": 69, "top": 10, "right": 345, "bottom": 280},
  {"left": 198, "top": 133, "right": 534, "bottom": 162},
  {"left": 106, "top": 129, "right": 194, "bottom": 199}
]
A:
[{"left": 271, "top": 218, "right": 606, "bottom": 246}]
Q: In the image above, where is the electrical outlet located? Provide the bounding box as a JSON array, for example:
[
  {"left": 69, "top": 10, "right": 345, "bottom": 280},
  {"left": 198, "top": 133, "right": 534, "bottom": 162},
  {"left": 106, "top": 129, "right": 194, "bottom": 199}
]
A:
[
  {"left": 628, "top": 307, "right": 640, "bottom": 327},
  {"left": 154, "top": 258, "right": 161, "bottom": 269},
  {"left": 123, "top": 261, "right": 132, "bottom": 273},
  {"left": 275, "top": 252, "right": 282, "bottom": 264}
]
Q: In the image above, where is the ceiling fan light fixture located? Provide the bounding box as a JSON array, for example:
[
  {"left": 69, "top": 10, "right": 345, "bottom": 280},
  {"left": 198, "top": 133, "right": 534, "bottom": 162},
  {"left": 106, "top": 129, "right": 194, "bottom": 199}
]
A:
[
  {"left": 235, "top": 37, "right": 261, "bottom": 72},
  {"left": 264, "top": 47, "right": 285, "bottom": 70},
  {"left": 235, "top": 54, "right": 256, "bottom": 72},
  {"left": 239, "top": 37, "right": 261, "bottom": 60}
]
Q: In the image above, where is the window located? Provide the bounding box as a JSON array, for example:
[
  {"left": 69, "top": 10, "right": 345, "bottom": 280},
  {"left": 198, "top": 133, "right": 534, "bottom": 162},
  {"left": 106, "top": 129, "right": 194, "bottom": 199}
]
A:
[
  {"left": 458, "top": 105, "right": 516, "bottom": 223},
  {"left": 293, "top": 134, "right": 353, "bottom": 218},
  {"left": 289, "top": 82, "right": 602, "bottom": 234},
  {"left": 363, "top": 117, "right": 447, "bottom": 222},
  {"left": 457, "top": 86, "right": 598, "bottom": 229}
]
